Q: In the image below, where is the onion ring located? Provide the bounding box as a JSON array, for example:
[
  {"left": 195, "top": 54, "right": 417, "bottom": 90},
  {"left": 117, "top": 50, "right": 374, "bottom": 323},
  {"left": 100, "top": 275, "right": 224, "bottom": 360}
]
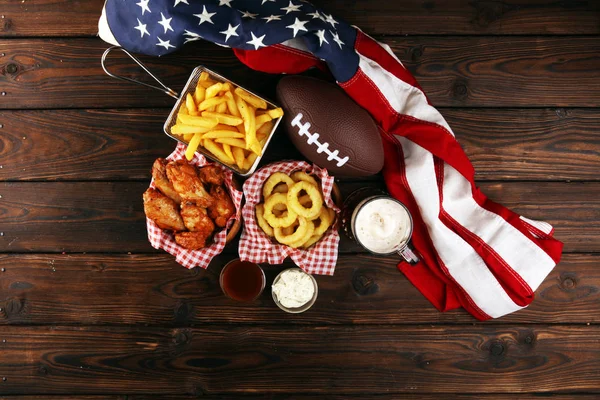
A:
[
  {"left": 313, "top": 207, "right": 333, "bottom": 236},
  {"left": 290, "top": 171, "right": 318, "bottom": 187},
  {"left": 264, "top": 193, "right": 298, "bottom": 228},
  {"left": 272, "top": 182, "right": 289, "bottom": 194},
  {"left": 276, "top": 194, "right": 311, "bottom": 212},
  {"left": 301, "top": 234, "right": 322, "bottom": 249},
  {"left": 287, "top": 181, "right": 323, "bottom": 219},
  {"left": 262, "top": 172, "right": 294, "bottom": 199},
  {"left": 255, "top": 203, "right": 274, "bottom": 237},
  {"left": 274, "top": 216, "right": 314, "bottom": 246}
]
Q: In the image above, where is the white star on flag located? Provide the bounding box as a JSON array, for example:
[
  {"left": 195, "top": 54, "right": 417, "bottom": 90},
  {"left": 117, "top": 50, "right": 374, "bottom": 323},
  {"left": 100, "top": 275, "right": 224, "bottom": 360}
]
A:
[
  {"left": 194, "top": 5, "right": 216, "bottom": 25},
  {"left": 286, "top": 18, "right": 308, "bottom": 37},
  {"left": 134, "top": 18, "right": 149, "bottom": 37},
  {"left": 307, "top": 11, "right": 321, "bottom": 19},
  {"left": 173, "top": 0, "right": 188, "bottom": 6},
  {"left": 263, "top": 14, "right": 282, "bottom": 23},
  {"left": 239, "top": 10, "right": 258, "bottom": 19},
  {"left": 246, "top": 32, "right": 267, "bottom": 50},
  {"left": 158, "top": 12, "right": 174, "bottom": 33},
  {"left": 183, "top": 30, "right": 202, "bottom": 43},
  {"left": 325, "top": 13, "right": 338, "bottom": 27},
  {"left": 218, "top": 0, "right": 233, "bottom": 7},
  {"left": 280, "top": 1, "right": 302, "bottom": 14},
  {"left": 330, "top": 30, "right": 344, "bottom": 48},
  {"left": 220, "top": 24, "right": 239, "bottom": 42},
  {"left": 315, "top": 29, "right": 328, "bottom": 46},
  {"left": 156, "top": 37, "right": 175, "bottom": 50},
  {"left": 261, "top": 0, "right": 276, "bottom": 4},
  {"left": 136, "top": 0, "right": 151, "bottom": 15}
]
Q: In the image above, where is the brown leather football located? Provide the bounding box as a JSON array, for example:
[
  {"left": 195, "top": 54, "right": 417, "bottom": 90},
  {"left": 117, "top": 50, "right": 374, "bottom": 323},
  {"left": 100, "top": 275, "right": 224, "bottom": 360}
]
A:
[{"left": 276, "top": 76, "right": 384, "bottom": 177}]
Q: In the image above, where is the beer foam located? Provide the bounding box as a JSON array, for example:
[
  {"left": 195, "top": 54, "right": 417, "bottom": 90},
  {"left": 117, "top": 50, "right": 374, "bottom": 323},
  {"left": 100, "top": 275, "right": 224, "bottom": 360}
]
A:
[{"left": 353, "top": 198, "right": 411, "bottom": 254}]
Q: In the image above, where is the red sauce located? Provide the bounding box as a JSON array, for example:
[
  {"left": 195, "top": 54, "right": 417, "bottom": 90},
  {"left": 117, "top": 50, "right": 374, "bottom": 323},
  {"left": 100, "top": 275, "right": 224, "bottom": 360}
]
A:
[{"left": 220, "top": 260, "right": 265, "bottom": 302}]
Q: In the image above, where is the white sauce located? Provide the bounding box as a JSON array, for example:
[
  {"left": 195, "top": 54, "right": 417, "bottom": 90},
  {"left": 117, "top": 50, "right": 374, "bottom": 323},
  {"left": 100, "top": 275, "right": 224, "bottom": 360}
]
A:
[
  {"left": 353, "top": 198, "right": 411, "bottom": 254},
  {"left": 272, "top": 269, "right": 315, "bottom": 308}
]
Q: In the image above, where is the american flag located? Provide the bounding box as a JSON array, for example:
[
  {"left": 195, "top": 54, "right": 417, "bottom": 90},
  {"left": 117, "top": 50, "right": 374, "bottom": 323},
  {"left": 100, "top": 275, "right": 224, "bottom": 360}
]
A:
[{"left": 99, "top": 0, "right": 563, "bottom": 320}]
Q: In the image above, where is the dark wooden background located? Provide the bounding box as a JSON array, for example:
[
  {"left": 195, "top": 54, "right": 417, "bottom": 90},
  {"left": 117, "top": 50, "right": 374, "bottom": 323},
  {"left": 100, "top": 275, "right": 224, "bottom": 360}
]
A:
[{"left": 1, "top": 0, "right": 599, "bottom": 398}]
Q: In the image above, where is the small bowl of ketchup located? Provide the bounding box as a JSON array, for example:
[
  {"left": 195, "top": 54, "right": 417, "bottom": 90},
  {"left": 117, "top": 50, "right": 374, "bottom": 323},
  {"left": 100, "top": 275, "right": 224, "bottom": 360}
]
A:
[{"left": 219, "top": 259, "right": 266, "bottom": 302}]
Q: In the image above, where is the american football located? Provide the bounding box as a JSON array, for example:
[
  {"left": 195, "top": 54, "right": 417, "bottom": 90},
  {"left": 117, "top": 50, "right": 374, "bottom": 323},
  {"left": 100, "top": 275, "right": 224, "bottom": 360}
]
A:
[{"left": 276, "top": 76, "right": 384, "bottom": 177}]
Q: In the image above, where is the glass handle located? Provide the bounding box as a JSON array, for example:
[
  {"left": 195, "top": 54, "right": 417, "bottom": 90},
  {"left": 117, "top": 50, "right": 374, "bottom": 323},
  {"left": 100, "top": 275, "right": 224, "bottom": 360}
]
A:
[{"left": 397, "top": 243, "right": 419, "bottom": 265}]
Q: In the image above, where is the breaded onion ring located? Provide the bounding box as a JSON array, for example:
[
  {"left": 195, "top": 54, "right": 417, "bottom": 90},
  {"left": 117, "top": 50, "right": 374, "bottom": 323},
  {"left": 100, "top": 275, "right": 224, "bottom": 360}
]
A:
[
  {"left": 313, "top": 207, "right": 333, "bottom": 236},
  {"left": 290, "top": 171, "right": 319, "bottom": 187},
  {"left": 262, "top": 172, "right": 294, "bottom": 199},
  {"left": 287, "top": 181, "right": 323, "bottom": 219},
  {"left": 264, "top": 193, "right": 298, "bottom": 228},
  {"left": 255, "top": 203, "right": 274, "bottom": 237},
  {"left": 274, "top": 217, "right": 314, "bottom": 246}
]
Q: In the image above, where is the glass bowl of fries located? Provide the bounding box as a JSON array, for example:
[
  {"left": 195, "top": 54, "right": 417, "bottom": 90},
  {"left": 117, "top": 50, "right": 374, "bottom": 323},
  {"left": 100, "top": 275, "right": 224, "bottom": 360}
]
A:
[{"left": 164, "top": 67, "right": 284, "bottom": 177}]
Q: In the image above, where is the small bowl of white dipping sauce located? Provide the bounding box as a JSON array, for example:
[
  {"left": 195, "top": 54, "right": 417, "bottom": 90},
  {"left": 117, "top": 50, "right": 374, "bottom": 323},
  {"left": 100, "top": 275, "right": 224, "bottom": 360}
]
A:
[{"left": 272, "top": 268, "right": 318, "bottom": 313}]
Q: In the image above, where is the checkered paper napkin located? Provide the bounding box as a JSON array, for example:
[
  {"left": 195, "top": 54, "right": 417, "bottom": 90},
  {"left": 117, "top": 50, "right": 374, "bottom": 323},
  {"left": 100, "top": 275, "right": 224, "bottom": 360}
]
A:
[
  {"left": 239, "top": 161, "right": 340, "bottom": 276},
  {"left": 145, "top": 143, "right": 243, "bottom": 269}
]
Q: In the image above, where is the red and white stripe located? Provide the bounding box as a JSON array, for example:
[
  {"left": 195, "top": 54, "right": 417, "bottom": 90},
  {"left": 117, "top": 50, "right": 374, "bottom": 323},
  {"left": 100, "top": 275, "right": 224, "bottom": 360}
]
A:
[{"left": 236, "top": 32, "right": 564, "bottom": 320}]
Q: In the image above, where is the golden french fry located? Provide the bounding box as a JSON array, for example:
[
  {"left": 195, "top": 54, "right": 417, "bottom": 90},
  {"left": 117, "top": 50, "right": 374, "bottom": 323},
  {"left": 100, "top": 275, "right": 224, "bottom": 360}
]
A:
[
  {"left": 257, "top": 120, "right": 274, "bottom": 137},
  {"left": 185, "top": 93, "right": 198, "bottom": 115},
  {"left": 267, "top": 107, "right": 284, "bottom": 119},
  {"left": 222, "top": 143, "right": 234, "bottom": 162},
  {"left": 199, "top": 71, "right": 210, "bottom": 81},
  {"left": 243, "top": 152, "right": 258, "bottom": 170},
  {"left": 201, "top": 111, "right": 244, "bottom": 126},
  {"left": 215, "top": 137, "right": 247, "bottom": 148},
  {"left": 255, "top": 113, "right": 272, "bottom": 130},
  {"left": 215, "top": 123, "right": 238, "bottom": 132},
  {"left": 206, "top": 83, "right": 223, "bottom": 99},
  {"left": 198, "top": 96, "right": 227, "bottom": 112},
  {"left": 178, "top": 104, "right": 188, "bottom": 115},
  {"left": 250, "top": 141, "right": 263, "bottom": 156},
  {"left": 198, "top": 80, "right": 214, "bottom": 89},
  {"left": 204, "top": 139, "right": 235, "bottom": 164},
  {"left": 234, "top": 87, "right": 267, "bottom": 109},
  {"left": 216, "top": 101, "right": 228, "bottom": 113},
  {"left": 237, "top": 122, "right": 246, "bottom": 134},
  {"left": 232, "top": 146, "right": 245, "bottom": 169},
  {"left": 225, "top": 92, "right": 240, "bottom": 117},
  {"left": 245, "top": 105, "right": 257, "bottom": 150},
  {"left": 220, "top": 82, "right": 232, "bottom": 92},
  {"left": 177, "top": 114, "right": 219, "bottom": 128},
  {"left": 194, "top": 85, "right": 206, "bottom": 104},
  {"left": 171, "top": 124, "right": 212, "bottom": 135},
  {"left": 183, "top": 133, "right": 195, "bottom": 142},
  {"left": 201, "top": 130, "right": 245, "bottom": 139},
  {"left": 185, "top": 132, "right": 203, "bottom": 160},
  {"left": 257, "top": 131, "right": 267, "bottom": 141}
]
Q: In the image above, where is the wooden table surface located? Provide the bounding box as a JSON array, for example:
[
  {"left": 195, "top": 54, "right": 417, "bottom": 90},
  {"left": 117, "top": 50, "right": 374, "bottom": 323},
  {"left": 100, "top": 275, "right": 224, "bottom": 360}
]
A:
[{"left": 1, "top": 0, "right": 599, "bottom": 398}]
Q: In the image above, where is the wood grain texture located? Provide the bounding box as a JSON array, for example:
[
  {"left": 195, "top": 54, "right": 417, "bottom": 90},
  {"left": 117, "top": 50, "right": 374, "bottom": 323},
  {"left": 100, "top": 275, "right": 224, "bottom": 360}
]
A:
[
  {"left": 0, "top": 253, "right": 596, "bottom": 326},
  {"left": 0, "top": 181, "right": 597, "bottom": 252},
  {"left": 1, "top": 37, "right": 599, "bottom": 109},
  {"left": 2, "top": 396, "right": 599, "bottom": 400},
  {"left": 388, "top": 36, "right": 600, "bottom": 107},
  {"left": 0, "top": 325, "right": 597, "bottom": 394},
  {"left": 1, "top": 108, "right": 598, "bottom": 181},
  {"left": 2, "top": 0, "right": 599, "bottom": 37}
]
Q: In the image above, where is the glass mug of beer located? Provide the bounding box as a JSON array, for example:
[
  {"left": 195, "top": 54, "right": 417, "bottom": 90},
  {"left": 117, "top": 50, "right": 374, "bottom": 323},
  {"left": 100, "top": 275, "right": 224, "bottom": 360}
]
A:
[{"left": 342, "top": 188, "right": 420, "bottom": 264}]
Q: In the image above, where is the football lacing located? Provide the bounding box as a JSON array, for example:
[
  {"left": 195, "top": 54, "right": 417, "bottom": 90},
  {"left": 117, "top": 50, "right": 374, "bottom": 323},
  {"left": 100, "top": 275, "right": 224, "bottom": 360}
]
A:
[{"left": 291, "top": 113, "right": 350, "bottom": 167}]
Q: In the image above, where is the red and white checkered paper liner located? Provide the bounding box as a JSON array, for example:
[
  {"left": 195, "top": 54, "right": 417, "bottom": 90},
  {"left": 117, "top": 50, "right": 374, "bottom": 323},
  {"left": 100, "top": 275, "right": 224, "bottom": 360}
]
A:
[
  {"left": 239, "top": 161, "right": 340, "bottom": 276},
  {"left": 145, "top": 143, "right": 243, "bottom": 269}
]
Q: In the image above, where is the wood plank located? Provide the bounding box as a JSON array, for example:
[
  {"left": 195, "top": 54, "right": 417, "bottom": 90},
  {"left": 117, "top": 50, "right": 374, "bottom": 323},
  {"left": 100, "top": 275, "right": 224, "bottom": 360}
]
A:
[
  {"left": 2, "top": 0, "right": 599, "bottom": 37},
  {"left": 387, "top": 36, "right": 600, "bottom": 107},
  {"left": 0, "top": 253, "right": 596, "bottom": 326},
  {"left": 1, "top": 37, "right": 599, "bottom": 109},
  {"left": 1, "top": 108, "right": 598, "bottom": 181},
  {"left": 0, "top": 325, "right": 597, "bottom": 394},
  {"left": 0, "top": 181, "right": 597, "bottom": 253},
  {"left": 2, "top": 396, "right": 598, "bottom": 400}
]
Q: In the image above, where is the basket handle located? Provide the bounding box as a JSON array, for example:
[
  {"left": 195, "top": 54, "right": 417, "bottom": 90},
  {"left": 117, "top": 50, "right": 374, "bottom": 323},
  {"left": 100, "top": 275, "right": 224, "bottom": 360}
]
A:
[{"left": 101, "top": 46, "right": 179, "bottom": 99}]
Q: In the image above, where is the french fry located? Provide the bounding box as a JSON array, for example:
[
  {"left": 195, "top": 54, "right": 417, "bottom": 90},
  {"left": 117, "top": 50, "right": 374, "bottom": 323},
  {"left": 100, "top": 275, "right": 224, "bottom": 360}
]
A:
[
  {"left": 216, "top": 101, "right": 228, "bottom": 113},
  {"left": 267, "top": 107, "right": 284, "bottom": 119},
  {"left": 207, "top": 106, "right": 216, "bottom": 112},
  {"left": 249, "top": 141, "right": 262, "bottom": 156},
  {"left": 185, "top": 93, "right": 198, "bottom": 115},
  {"left": 232, "top": 146, "right": 245, "bottom": 169},
  {"left": 183, "top": 133, "right": 195, "bottom": 142},
  {"left": 225, "top": 92, "right": 240, "bottom": 117},
  {"left": 235, "top": 96, "right": 252, "bottom": 148},
  {"left": 204, "top": 139, "right": 235, "bottom": 164},
  {"left": 198, "top": 80, "right": 215, "bottom": 89},
  {"left": 201, "top": 111, "right": 244, "bottom": 126},
  {"left": 201, "top": 130, "right": 245, "bottom": 139},
  {"left": 194, "top": 85, "right": 206, "bottom": 104},
  {"left": 185, "top": 132, "right": 203, "bottom": 160},
  {"left": 215, "top": 123, "right": 238, "bottom": 132},
  {"left": 198, "top": 96, "right": 227, "bottom": 112},
  {"left": 257, "top": 131, "right": 267, "bottom": 141},
  {"left": 255, "top": 113, "right": 272, "bottom": 130},
  {"left": 234, "top": 87, "right": 267, "bottom": 109},
  {"left": 171, "top": 124, "right": 212, "bottom": 135},
  {"left": 243, "top": 152, "right": 258, "bottom": 170},
  {"left": 220, "top": 82, "right": 232, "bottom": 93},
  {"left": 245, "top": 105, "right": 257, "bottom": 150},
  {"left": 222, "top": 143, "right": 234, "bottom": 162},
  {"left": 179, "top": 104, "right": 188, "bottom": 115},
  {"left": 199, "top": 71, "right": 210, "bottom": 81},
  {"left": 215, "top": 137, "right": 247, "bottom": 148},
  {"left": 205, "top": 83, "right": 223, "bottom": 99},
  {"left": 257, "top": 120, "right": 274, "bottom": 137},
  {"left": 177, "top": 114, "right": 219, "bottom": 128}
]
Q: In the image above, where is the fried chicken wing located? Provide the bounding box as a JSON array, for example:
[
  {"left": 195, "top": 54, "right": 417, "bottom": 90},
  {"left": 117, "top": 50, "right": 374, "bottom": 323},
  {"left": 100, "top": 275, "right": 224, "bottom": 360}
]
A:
[
  {"left": 166, "top": 160, "right": 214, "bottom": 207},
  {"left": 151, "top": 158, "right": 181, "bottom": 204},
  {"left": 208, "top": 186, "right": 235, "bottom": 228},
  {"left": 198, "top": 165, "right": 225, "bottom": 186},
  {"left": 143, "top": 188, "right": 185, "bottom": 231},
  {"left": 180, "top": 202, "right": 215, "bottom": 235},
  {"left": 175, "top": 231, "right": 212, "bottom": 250}
]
